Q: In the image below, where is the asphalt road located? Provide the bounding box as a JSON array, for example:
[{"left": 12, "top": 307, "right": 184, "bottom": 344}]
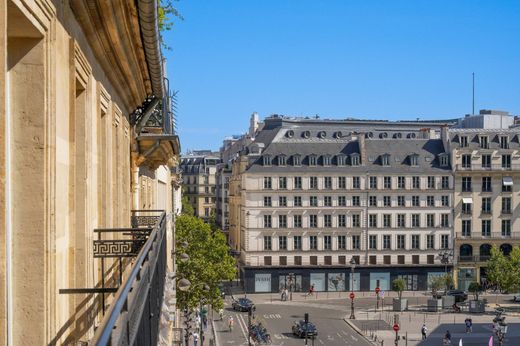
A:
[{"left": 213, "top": 298, "right": 372, "bottom": 346}]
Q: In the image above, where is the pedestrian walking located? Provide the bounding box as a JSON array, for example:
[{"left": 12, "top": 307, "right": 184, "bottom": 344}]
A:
[
  {"left": 308, "top": 284, "right": 315, "bottom": 296},
  {"left": 193, "top": 332, "right": 199, "bottom": 346},
  {"left": 281, "top": 289, "right": 286, "bottom": 301},
  {"left": 228, "top": 315, "right": 234, "bottom": 332},
  {"left": 203, "top": 315, "right": 208, "bottom": 330},
  {"left": 283, "top": 288, "right": 288, "bottom": 301},
  {"left": 218, "top": 308, "right": 224, "bottom": 321},
  {"left": 421, "top": 323, "right": 428, "bottom": 340},
  {"left": 465, "top": 317, "right": 473, "bottom": 333}
]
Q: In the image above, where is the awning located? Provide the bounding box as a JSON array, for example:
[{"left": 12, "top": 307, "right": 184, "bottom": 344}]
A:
[
  {"left": 462, "top": 197, "right": 473, "bottom": 204},
  {"left": 503, "top": 177, "right": 513, "bottom": 186}
]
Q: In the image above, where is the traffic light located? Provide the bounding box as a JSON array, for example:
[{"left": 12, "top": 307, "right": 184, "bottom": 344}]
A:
[{"left": 304, "top": 313, "right": 309, "bottom": 324}]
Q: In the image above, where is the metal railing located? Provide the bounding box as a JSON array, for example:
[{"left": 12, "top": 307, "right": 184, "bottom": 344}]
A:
[
  {"left": 455, "top": 164, "right": 520, "bottom": 171},
  {"left": 455, "top": 232, "right": 520, "bottom": 240},
  {"left": 92, "top": 210, "right": 167, "bottom": 346}
]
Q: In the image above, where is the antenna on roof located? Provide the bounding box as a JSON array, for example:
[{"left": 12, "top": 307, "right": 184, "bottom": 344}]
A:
[{"left": 472, "top": 72, "right": 475, "bottom": 115}]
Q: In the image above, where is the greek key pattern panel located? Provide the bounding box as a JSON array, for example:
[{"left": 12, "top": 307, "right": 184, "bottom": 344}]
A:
[
  {"left": 93, "top": 240, "right": 146, "bottom": 258},
  {"left": 131, "top": 215, "right": 160, "bottom": 228}
]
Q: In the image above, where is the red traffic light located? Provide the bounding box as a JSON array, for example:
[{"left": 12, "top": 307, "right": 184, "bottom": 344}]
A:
[
  {"left": 349, "top": 292, "right": 355, "bottom": 299},
  {"left": 375, "top": 287, "right": 381, "bottom": 294},
  {"left": 393, "top": 324, "right": 400, "bottom": 332}
]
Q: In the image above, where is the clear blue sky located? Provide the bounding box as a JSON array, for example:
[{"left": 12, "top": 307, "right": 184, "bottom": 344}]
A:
[{"left": 162, "top": 0, "right": 520, "bottom": 152}]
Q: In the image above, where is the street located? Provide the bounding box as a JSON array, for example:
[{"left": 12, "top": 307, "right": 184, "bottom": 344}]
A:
[{"left": 213, "top": 297, "right": 372, "bottom": 346}]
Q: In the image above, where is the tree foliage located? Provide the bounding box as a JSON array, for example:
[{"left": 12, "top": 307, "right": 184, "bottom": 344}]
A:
[
  {"left": 157, "top": 0, "right": 183, "bottom": 50},
  {"left": 486, "top": 245, "right": 520, "bottom": 292},
  {"left": 468, "top": 282, "right": 482, "bottom": 301},
  {"left": 392, "top": 278, "right": 406, "bottom": 300},
  {"left": 181, "top": 195, "right": 194, "bottom": 216},
  {"left": 176, "top": 214, "right": 236, "bottom": 310}
]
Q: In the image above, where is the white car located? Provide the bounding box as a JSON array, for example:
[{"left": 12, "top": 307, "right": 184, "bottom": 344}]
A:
[{"left": 512, "top": 294, "right": 520, "bottom": 302}]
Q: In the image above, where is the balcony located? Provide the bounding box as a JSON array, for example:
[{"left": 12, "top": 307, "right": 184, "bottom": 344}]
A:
[
  {"left": 455, "top": 232, "right": 520, "bottom": 240},
  {"left": 458, "top": 255, "right": 491, "bottom": 263},
  {"left": 456, "top": 164, "right": 520, "bottom": 171}
]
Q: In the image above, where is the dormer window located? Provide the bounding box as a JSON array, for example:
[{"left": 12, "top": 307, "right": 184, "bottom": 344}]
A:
[
  {"left": 351, "top": 153, "right": 360, "bottom": 166},
  {"left": 439, "top": 153, "right": 449, "bottom": 167},
  {"left": 263, "top": 155, "right": 272, "bottom": 166},
  {"left": 277, "top": 155, "right": 286, "bottom": 166},
  {"left": 460, "top": 136, "right": 468, "bottom": 148},
  {"left": 480, "top": 135, "right": 489, "bottom": 149},
  {"left": 308, "top": 155, "right": 317, "bottom": 166},
  {"left": 381, "top": 154, "right": 391, "bottom": 166},
  {"left": 336, "top": 154, "right": 346, "bottom": 166},
  {"left": 409, "top": 154, "right": 419, "bottom": 166},
  {"left": 292, "top": 154, "right": 301, "bottom": 166},
  {"left": 500, "top": 136, "right": 509, "bottom": 149},
  {"left": 322, "top": 155, "right": 331, "bottom": 166}
]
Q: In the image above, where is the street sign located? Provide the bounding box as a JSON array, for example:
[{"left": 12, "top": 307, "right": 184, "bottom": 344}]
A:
[
  {"left": 349, "top": 292, "right": 355, "bottom": 299},
  {"left": 375, "top": 287, "right": 381, "bottom": 294},
  {"left": 393, "top": 324, "right": 400, "bottom": 332}
]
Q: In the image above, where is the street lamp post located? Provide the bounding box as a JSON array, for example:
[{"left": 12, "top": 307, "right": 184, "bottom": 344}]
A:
[
  {"left": 349, "top": 258, "right": 357, "bottom": 319},
  {"left": 288, "top": 272, "right": 295, "bottom": 301},
  {"left": 438, "top": 251, "right": 453, "bottom": 293}
]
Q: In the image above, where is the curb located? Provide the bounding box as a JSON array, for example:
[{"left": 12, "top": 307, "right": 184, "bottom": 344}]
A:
[
  {"left": 343, "top": 317, "right": 378, "bottom": 346},
  {"left": 211, "top": 318, "right": 219, "bottom": 346}
]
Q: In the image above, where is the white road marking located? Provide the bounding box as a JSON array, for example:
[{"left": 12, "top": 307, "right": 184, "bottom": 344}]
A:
[
  {"left": 263, "top": 313, "right": 282, "bottom": 319},
  {"left": 350, "top": 334, "right": 358, "bottom": 342},
  {"left": 318, "top": 338, "right": 325, "bottom": 344},
  {"left": 236, "top": 314, "right": 248, "bottom": 341}
]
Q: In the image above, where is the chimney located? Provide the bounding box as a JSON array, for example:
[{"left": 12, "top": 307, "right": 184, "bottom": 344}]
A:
[
  {"left": 358, "top": 133, "right": 366, "bottom": 165},
  {"left": 249, "top": 112, "right": 259, "bottom": 138}
]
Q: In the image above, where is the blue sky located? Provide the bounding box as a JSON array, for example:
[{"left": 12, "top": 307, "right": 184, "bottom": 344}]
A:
[{"left": 162, "top": 0, "right": 520, "bottom": 152}]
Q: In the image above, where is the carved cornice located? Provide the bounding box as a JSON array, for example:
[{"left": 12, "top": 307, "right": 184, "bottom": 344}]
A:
[{"left": 70, "top": 0, "right": 152, "bottom": 111}]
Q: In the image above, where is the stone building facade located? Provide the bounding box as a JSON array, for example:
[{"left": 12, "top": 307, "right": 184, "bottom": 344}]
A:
[
  {"left": 229, "top": 116, "right": 457, "bottom": 293},
  {"left": 1, "top": 0, "right": 179, "bottom": 344}
]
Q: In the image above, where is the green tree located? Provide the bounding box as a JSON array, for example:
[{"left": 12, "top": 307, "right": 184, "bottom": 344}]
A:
[
  {"left": 429, "top": 275, "right": 445, "bottom": 298},
  {"left": 176, "top": 214, "right": 236, "bottom": 310},
  {"left": 392, "top": 278, "right": 406, "bottom": 300},
  {"left": 486, "top": 245, "right": 520, "bottom": 293},
  {"left": 158, "top": 0, "right": 183, "bottom": 50},
  {"left": 181, "top": 195, "right": 194, "bottom": 216},
  {"left": 468, "top": 282, "right": 482, "bottom": 301}
]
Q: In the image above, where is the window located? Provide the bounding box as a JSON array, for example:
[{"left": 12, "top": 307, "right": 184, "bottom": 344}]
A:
[
  {"left": 310, "top": 256, "right": 318, "bottom": 265},
  {"left": 503, "top": 177, "right": 512, "bottom": 192},
  {"left": 369, "top": 176, "right": 378, "bottom": 189},
  {"left": 310, "top": 176, "right": 318, "bottom": 189},
  {"left": 279, "top": 215, "right": 287, "bottom": 228},
  {"left": 427, "top": 235, "right": 435, "bottom": 249},
  {"left": 309, "top": 155, "right": 317, "bottom": 166},
  {"left": 293, "top": 215, "right": 302, "bottom": 228},
  {"left": 502, "top": 220, "right": 511, "bottom": 236},
  {"left": 397, "top": 235, "right": 406, "bottom": 249},
  {"left": 324, "top": 196, "right": 332, "bottom": 207},
  {"left": 294, "top": 236, "right": 302, "bottom": 250},
  {"left": 309, "top": 236, "right": 318, "bottom": 250},
  {"left": 309, "top": 215, "right": 318, "bottom": 228},
  {"left": 428, "top": 176, "right": 435, "bottom": 189},
  {"left": 323, "top": 155, "right": 331, "bottom": 166},
  {"left": 398, "top": 176, "right": 405, "bottom": 189},
  {"left": 279, "top": 196, "right": 287, "bottom": 207},
  {"left": 264, "top": 215, "right": 272, "bottom": 228},
  {"left": 352, "top": 196, "right": 360, "bottom": 206},
  {"left": 462, "top": 154, "right": 471, "bottom": 168},
  {"left": 279, "top": 236, "right": 287, "bottom": 250},
  {"left": 338, "top": 215, "right": 346, "bottom": 227},
  {"left": 264, "top": 177, "right": 272, "bottom": 189},
  {"left": 264, "top": 256, "right": 272, "bottom": 265},
  {"left": 278, "top": 155, "right": 286, "bottom": 166},
  {"left": 462, "top": 177, "right": 472, "bottom": 192},
  {"left": 383, "top": 214, "right": 391, "bottom": 228},
  {"left": 264, "top": 236, "right": 272, "bottom": 250},
  {"left": 397, "top": 255, "right": 405, "bottom": 264},
  {"left": 427, "top": 214, "right": 435, "bottom": 227},
  {"left": 427, "top": 196, "right": 435, "bottom": 207},
  {"left": 411, "top": 235, "right": 420, "bottom": 249},
  {"left": 502, "top": 197, "right": 511, "bottom": 214},
  {"left": 293, "top": 155, "right": 301, "bottom": 166},
  {"left": 500, "top": 136, "right": 509, "bottom": 149},
  {"left": 338, "top": 176, "right": 346, "bottom": 189},
  {"left": 352, "top": 214, "right": 360, "bottom": 227},
  {"left": 352, "top": 235, "right": 360, "bottom": 249},
  {"left": 205, "top": 208, "right": 210, "bottom": 217},
  {"left": 482, "top": 177, "right": 492, "bottom": 192},
  {"left": 310, "top": 196, "right": 318, "bottom": 207},
  {"left": 264, "top": 196, "right": 272, "bottom": 207},
  {"left": 482, "top": 220, "right": 491, "bottom": 237},
  {"left": 441, "top": 176, "right": 449, "bottom": 189},
  {"left": 462, "top": 220, "right": 471, "bottom": 236},
  {"left": 324, "top": 215, "right": 332, "bottom": 227},
  {"left": 412, "top": 196, "right": 420, "bottom": 207},
  {"left": 384, "top": 176, "right": 392, "bottom": 189},
  {"left": 324, "top": 236, "right": 332, "bottom": 250},
  {"left": 482, "top": 154, "right": 491, "bottom": 168},
  {"left": 324, "top": 176, "right": 332, "bottom": 189},
  {"left": 441, "top": 214, "right": 449, "bottom": 227},
  {"left": 460, "top": 136, "right": 468, "bottom": 147},
  {"left": 462, "top": 201, "right": 472, "bottom": 214},
  {"left": 441, "top": 195, "right": 449, "bottom": 207},
  {"left": 337, "top": 155, "right": 346, "bottom": 166},
  {"left": 397, "top": 214, "right": 405, "bottom": 228},
  {"left": 409, "top": 154, "right": 419, "bottom": 166},
  {"left": 294, "top": 176, "right": 302, "bottom": 189},
  {"left": 383, "top": 235, "right": 391, "bottom": 249},
  {"left": 279, "top": 177, "right": 287, "bottom": 189},
  {"left": 369, "top": 214, "right": 377, "bottom": 228},
  {"left": 338, "top": 236, "right": 346, "bottom": 249},
  {"left": 352, "top": 177, "right": 360, "bottom": 189},
  {"left": 205, "top": 197, "right": 209, "bottom": 203},
  {"left": 382, "top": 196, "right": 390, "bottom": 207},
  {"left": 369, "top": 235, "right": 377, "bottom": 249},
  {"left": 482, "top": 197, "right": 491, "bottom": 214},
  {"left": 441, "top": 235, "right": 449, "bottom": 249},
  {"left": 369, "top": 196, "right": 377, "bottom": 206},
  {"left": 338, "top": 196, "right": 346, "bottom": 206},
  {"left": 351, "top": 154, "right": 360, "bottom": 166},
  {"left": 293, "top": 196, "right": 302, "bottom": 207},
  {"left": 480, "top": 135, "right": 489, "bottom": 149},
  {"left": 382, "top": 154, "right": 391, "bottom": 166},
  {"left": 279, "top": 256, "right": 287, "bottom": 265},
  {"left": 411, "top": 214, "right": 420, "bottom": 227},
  {"left": 397, "top": 196, "right": 405, "bottom": 207},
  {"left": 412, "top": 176, "right": 420, "bottom": 189},
  {"left": 502, "top": 154, "right": 511, "bottom": 169},
  {"left": 294, "top": 256, "right": 302, "bottom": 265},
  {"left": 263, "top": 155, "right": 272, "bottom": 166},
  {"left": 439, "top": 154, "right": 449, "bottom": 167}
]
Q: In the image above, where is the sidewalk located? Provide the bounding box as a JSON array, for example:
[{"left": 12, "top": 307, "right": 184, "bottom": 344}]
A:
[{"left": 180, "top": 313, "right": 218, "bottom": 346}]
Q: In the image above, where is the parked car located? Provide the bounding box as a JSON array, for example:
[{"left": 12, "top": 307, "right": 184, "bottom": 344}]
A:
[
  {"left": 433, "top": 290, "right": 468, "bottom": 302},
  {"left": 292, "top": 320, "right": 318, "bottom": 338},
  {"left": 232, "top": 297, "right": 255, "bottom": 312},
  {"left": 512, "top": 293, "right": 520, "bottom": 302}
]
